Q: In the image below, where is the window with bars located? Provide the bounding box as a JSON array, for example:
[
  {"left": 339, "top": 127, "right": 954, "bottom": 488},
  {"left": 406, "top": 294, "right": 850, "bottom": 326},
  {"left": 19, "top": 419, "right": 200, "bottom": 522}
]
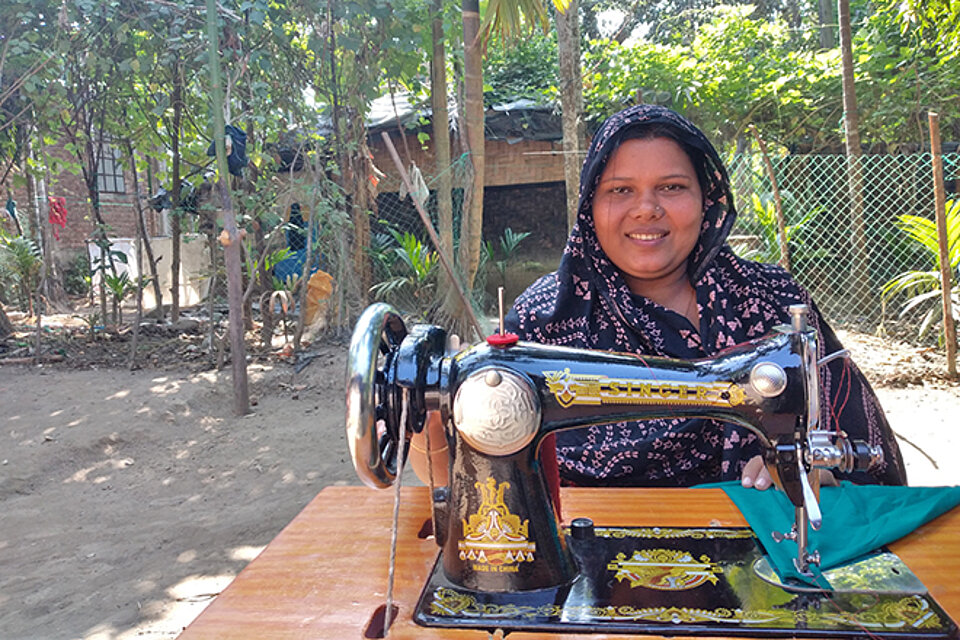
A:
[{"left": 97, "top": 145, "right": 126, "bottom": 194}]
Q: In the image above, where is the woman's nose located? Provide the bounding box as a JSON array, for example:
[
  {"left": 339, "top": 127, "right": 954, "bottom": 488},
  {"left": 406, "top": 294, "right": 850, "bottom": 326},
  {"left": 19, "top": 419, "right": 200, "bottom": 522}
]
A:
[{"left": 630, "top": 190, "right": 664, "bottom": 219}]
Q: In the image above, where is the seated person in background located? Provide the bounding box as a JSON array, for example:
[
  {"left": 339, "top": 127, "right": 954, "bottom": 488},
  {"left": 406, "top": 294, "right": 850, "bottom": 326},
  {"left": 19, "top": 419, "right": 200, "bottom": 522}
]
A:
[{"left": 411, "top": 104, "right": 906, "bottom": 491}]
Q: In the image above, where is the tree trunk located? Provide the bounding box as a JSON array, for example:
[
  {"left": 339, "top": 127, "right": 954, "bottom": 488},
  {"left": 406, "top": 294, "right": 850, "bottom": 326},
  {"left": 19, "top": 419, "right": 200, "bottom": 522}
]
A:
[
  {"left": 170, "top": 59, "right": 184, "bottom": 323},
  {"left": 25, "top": 131, "right": 70, "bottom": 312},
  {"left": 351, "top": 130, "right": 376, "bottom": 300},
  {"left": 79, "top": 135, "right": 115, "bottom": 323},
  {"left": 556, "top": 0, "right": 584, "bottom": 233},
  {"left": 206, "top": 0, "right": 249, "bottom": 416},
  {"left": 129, "top": 145, "right": 143, "bottom": 369},
  {"left": 818, "top": 0, "right": 837, "bottom": 49},
  {"left": 460, "top": 0, "right": 485, "bottom": 296},
  {"left": 125, "top": 140, "right": 164, "bottom": 317},
  {"left": 432, "top": 0, "right": 466, "bottom": 326},
  {"left": 838, "top": 0, "right": 870, "bottom": 301},
  {"left": 293, "top": 199, "right": 316, "bottom": 352},
  {"left": 432, "top": 0, "right": 454, "bottom": 260}
]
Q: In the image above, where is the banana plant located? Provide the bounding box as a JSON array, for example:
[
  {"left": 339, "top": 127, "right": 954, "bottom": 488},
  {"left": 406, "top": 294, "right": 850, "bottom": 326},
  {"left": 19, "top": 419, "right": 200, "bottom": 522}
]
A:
[{"left": 882, "top": 199, "right": 960, "bottom": 340}]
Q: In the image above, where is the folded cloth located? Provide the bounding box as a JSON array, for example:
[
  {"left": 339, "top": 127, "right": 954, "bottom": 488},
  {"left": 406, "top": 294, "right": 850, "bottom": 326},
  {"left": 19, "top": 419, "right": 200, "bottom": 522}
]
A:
[{"left": 715, "top": 481, "right": 960, "bottom": 587}]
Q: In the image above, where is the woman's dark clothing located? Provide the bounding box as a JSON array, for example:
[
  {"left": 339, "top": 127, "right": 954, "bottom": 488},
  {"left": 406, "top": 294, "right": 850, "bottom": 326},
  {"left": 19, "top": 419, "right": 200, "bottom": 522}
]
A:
[{"left": 505, "top": 104, "right": 906, "bottom": 488}]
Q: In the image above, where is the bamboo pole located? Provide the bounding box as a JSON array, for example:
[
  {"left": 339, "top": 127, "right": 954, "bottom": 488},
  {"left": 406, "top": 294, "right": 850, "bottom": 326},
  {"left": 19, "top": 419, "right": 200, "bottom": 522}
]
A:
[
  {"left": 927, "top": 112, "right": 957, "bottom": 377},
  {"left": 206, "top": 0, "right": 249, "bottom": 415}
]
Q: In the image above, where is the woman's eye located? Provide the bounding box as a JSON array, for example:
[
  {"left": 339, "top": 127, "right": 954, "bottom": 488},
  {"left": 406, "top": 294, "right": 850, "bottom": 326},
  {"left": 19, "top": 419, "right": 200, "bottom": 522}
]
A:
[{"left": 661, "top": 184, "right": 685, "bottom": 192}]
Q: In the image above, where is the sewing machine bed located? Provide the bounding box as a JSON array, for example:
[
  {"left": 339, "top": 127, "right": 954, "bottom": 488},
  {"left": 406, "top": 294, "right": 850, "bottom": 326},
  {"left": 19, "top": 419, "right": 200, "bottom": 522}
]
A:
[{"left": 415, "top": 525, "right": 958, "bottom": 638}]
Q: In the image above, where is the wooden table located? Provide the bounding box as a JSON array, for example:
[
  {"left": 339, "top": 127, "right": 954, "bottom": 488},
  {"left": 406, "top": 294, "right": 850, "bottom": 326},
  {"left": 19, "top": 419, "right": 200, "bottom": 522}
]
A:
[{"left": 178, "top": 486, "right": 960, "bottom": 639}]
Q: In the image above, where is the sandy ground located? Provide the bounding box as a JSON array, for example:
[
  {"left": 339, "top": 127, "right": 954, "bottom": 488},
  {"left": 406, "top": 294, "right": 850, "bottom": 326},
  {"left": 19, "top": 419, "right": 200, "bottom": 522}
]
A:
[{"left": 1, "top": 331, "right": 958, "bottom": 640}]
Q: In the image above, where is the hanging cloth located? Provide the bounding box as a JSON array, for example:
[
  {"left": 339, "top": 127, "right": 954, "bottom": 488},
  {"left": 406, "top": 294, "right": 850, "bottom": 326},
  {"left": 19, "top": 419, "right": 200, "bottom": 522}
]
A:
[
  {"left": 4, "top": 196, "right": 21, "bottom": 235},
  {"left": 207, "top": 125, "right": 248, "bottom": 177},
  {"left": 398, "top": 163, "right": 429, "bottom": 208},
  {"left": 4, "top": 196, "right": 16, "bottom": 222},
  {"left": 48, "top": 196, "right": 68, "bottom": 240}
]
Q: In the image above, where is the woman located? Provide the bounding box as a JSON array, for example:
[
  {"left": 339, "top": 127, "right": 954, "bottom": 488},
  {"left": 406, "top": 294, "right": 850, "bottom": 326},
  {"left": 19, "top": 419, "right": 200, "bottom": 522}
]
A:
[{"left": 411, "top": 104, "right": 905, "bottom": 490}]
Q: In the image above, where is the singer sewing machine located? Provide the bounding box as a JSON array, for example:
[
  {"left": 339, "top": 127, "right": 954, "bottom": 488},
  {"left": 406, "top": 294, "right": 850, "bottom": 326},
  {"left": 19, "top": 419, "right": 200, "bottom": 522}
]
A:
[{"left": 345, "top": 302, "right": 958, "bottom": 638}]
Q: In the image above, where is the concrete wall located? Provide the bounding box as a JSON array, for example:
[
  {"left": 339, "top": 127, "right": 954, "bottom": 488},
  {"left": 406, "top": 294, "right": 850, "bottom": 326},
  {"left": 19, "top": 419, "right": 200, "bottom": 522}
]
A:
[{"left": 88, "top": 235, "right": 211, "bottom": 312}]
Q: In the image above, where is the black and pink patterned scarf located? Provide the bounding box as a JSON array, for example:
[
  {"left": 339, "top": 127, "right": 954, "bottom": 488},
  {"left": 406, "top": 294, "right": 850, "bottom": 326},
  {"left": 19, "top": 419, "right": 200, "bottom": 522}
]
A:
[{"left": 505, "top": 104, "right": 905, "bottom": 487}]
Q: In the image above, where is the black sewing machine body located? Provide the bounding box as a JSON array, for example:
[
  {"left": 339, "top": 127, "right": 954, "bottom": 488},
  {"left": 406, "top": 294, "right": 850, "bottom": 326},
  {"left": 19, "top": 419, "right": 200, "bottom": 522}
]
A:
[
  {"left": 427, "top": 333, "right": 806, "bottom": 593},
  {"left": 345, "top": 303, "right": 956, "bottom": 638}
]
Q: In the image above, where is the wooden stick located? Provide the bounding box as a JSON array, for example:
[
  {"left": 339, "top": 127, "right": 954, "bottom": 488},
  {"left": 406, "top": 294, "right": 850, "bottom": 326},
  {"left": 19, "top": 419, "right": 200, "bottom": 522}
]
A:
[
  {"left": 0, "top": 354, "right": 64, "bottom": 365},
  {"left": 927, "top": 112, "right": 957, "bottom": 377},
  {"left": 380, "top": 132, "right": 485, "bottom": 340},
  {"left": 749, "top": 125, "right": 790, "bottom": 272}
]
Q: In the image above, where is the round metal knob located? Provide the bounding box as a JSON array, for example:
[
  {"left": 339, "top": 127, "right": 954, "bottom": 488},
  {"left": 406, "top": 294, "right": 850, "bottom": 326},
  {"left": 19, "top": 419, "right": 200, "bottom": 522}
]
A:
[
  {"left": 484, "top": 370, "right": 502, "bottom": 387},
  {"left": 750, "top": 362, "right": 788, "bottom": 398},
  {"left": 454, "top": 368, "right": 540, "bottom": 456},
  {"left": 570, "top": 517, "right": 595, "bottom": 540}
]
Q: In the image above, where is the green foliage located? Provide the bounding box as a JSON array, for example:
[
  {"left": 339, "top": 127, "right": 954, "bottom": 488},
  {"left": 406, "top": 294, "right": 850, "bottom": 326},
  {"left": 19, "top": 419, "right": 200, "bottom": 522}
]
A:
[
  {"left": 483, "top": 227, "right": 532, "bottom": 289},
  {"left": 0, "top": 229, "right": 42, "bottom": 312},
  {"left": 369, "top": 226, "right": 439, "bottom": 319},
  {"left": 583, "top": 5, "right": 842, "bottom": 146},
  {"left": 484, "top": 31, "right": 559, "bottom": 104},
  {"left": 731, "top": 194, "right": 825, "bottom": 266},
  {"left": 103, "top": 271, "right": 135, "bottom": 301},
  {"left": 62, "top": 252, "right": 93, "bottom": 296},
  {"left": 881, "top": 200, "right": 960, "bottom": 339},
  {"left": 481, "top": 0, "right": 570, "bottom": 43}
]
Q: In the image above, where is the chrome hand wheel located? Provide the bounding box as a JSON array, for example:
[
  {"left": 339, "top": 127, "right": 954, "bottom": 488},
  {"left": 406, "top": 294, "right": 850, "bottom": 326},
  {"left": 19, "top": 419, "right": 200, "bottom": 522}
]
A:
[{"left": 345, "top": 303, "right": 407, "bottom": 488}]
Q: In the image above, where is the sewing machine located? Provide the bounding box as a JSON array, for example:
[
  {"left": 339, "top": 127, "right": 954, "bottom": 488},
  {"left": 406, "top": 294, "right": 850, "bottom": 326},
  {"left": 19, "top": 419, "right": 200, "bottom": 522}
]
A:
[{"left": 345, "top": 302, "right": 957, "bottom": 637}]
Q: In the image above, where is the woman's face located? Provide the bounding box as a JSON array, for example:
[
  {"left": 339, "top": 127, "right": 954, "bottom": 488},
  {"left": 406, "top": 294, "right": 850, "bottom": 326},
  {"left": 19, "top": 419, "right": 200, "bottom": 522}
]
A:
[{"left": 591, "top": 136, "right": 703, "bottom": 296}]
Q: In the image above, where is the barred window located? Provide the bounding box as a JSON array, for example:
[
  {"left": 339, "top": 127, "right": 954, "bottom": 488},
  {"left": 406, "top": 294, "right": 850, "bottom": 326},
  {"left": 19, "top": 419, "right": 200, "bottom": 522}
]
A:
[{"left": 97, "top": 145, "right": 126, "bottom": 194}]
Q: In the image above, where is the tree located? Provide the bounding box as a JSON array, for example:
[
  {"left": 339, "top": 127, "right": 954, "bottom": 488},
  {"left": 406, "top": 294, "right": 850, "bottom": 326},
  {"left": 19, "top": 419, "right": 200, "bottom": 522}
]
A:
[
  {"left": 555, "top": 0, "right": 585, "bottom": 232},
  {"left": 206, "top": 0, "right": 249, "bottom": 415},
  {"left": 456, "top": 0, "right": 569, "bottom": 314},
  {"left": 1, "top": 1, "right": 70, "bottom": 312},
  {"left": 460, "top": 0, "right": 485, "bottom": 309},
  {"left": 837, "top": 0, "right": 869, "bottom": 299}
]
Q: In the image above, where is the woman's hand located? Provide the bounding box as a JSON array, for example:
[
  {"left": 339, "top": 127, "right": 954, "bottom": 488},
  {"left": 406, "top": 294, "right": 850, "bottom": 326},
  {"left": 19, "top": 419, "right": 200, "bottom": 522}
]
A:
[
  {"left": 740, "top": 455, "right": 839, "bottom": 491},
  {"left": 408, "top": 334, "right": 465, "bottom": 487},
  {"left": 409, "top": 411, "right": 450, "bottom": 486},
  {"left": 740, "top": 455, "right": 772, "bottom": 490}
]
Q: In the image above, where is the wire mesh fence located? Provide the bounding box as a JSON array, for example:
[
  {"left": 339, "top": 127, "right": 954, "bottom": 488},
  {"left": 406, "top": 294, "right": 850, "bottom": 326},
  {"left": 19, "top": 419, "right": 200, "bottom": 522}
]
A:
[
  {"left": 366, "top": 150, "right": 958, "bottom": 345},
  {"left": 363, "top": 153, "right": 494, "bottom": 335},
  {"left": 207, "top": 149, "right": 957, "bottom": 348},
  {"left": 726, "top": 152, "right": 959, "bottom": 341}
]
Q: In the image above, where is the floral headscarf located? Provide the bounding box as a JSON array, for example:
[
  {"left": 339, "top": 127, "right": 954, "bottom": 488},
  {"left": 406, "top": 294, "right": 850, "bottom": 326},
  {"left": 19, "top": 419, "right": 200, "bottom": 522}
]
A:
[{"left": 506, "top": 104, "right": 905, "bottom": 487}]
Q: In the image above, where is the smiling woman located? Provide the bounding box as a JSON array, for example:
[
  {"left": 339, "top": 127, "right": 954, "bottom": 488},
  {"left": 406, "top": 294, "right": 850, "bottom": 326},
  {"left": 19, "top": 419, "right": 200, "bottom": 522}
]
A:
[{"left": 493, "top": 104, "right": 907, "bottom": 493}]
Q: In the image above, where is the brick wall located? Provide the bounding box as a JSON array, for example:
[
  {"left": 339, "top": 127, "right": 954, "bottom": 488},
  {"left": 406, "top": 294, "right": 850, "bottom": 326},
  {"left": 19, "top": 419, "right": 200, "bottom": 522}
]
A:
[
  {"left": 368, "top": 131, "right": 567, "bottom": 191},
  {"left": 3, "top": 141, "right": 160, "bottom": 259},
  {"left": 369, "top": 129, "right": 573, "bottom": 261}
]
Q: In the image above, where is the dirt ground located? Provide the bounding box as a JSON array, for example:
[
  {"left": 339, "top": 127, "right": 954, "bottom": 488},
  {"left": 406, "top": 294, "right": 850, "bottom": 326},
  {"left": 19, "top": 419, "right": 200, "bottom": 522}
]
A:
[{"left": 0, "top": 320, "right": 958, "bottom": 640}]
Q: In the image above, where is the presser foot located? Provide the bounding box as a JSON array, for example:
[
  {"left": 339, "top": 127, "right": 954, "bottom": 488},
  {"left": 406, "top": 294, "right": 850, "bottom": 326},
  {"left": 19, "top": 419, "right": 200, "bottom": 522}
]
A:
[{"left": 753, "top": 551, "right": 929, "bottom": 594}]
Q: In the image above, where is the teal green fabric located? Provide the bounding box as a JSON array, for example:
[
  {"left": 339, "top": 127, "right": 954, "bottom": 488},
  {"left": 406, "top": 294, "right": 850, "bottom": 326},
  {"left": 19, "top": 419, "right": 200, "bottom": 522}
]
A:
[{"left": 713, "top": 481, "right": 960, "bottom": 587}]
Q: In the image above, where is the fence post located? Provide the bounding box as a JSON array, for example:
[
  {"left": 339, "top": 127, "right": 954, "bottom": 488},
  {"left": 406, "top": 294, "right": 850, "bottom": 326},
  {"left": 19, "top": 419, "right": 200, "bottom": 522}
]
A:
[{"left": 927, "top": 112, "right": 957, "bottom": 377}]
